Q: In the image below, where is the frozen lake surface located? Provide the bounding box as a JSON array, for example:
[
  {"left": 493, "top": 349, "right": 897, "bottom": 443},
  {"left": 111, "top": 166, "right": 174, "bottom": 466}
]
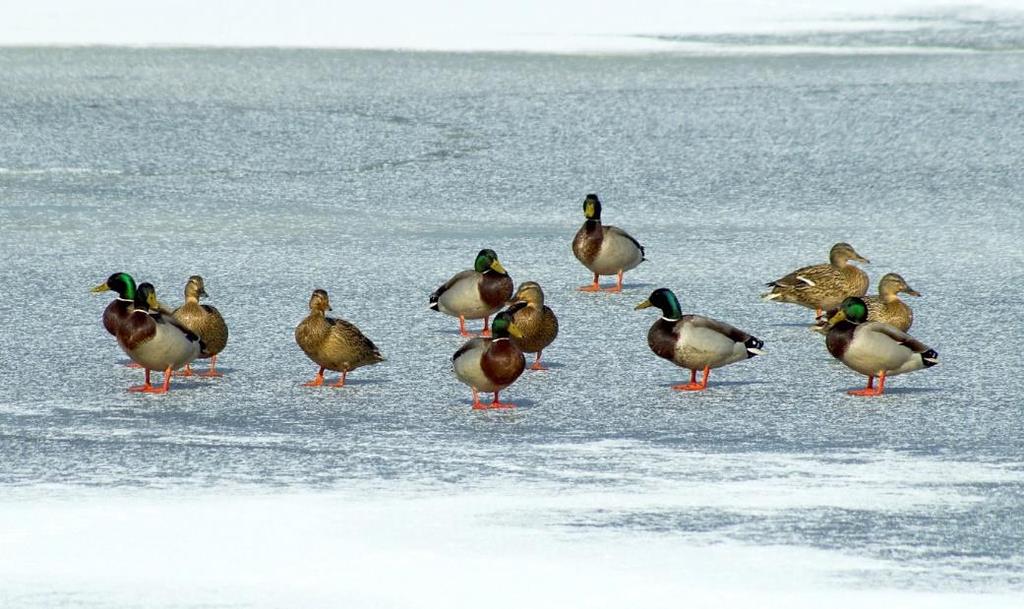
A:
[{"left": 1, "top": 41, "right": 1022, "bottom": 607}]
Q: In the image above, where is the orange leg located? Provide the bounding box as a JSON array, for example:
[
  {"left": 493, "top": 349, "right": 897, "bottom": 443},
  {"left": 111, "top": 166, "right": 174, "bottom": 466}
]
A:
[
  {"left": 815, "top": 307, "right": 823, "bottom": 319},
  {"left": 602, "top": 270, "right": 624, "bottom": 293},
  {"left": 303, "top": 366, "right": 326, "bottom": 387},
  {"left": 128, "top": 368, "right": 155, "bottom": 392},
  {"left": 488, "top": 390, "right": 516, "bottom": 409},
  {"left": 181, "top": 363, "right": 194, "bottom": 377},
  {"left": 848, "top": 371, "right": 886, "bottom": 396},
  {"left": 198, "top": 355, "right": 223, "bottom": 378},
  {"left": 470, "top": 387, "right": 485, "bottom": 409},
  {"left": 480, "top": 316, "right": 491, "bottom": 338},
  {"left": 331, "top": 370, "right": 348, "bottom": 388},
  {"left": 458, "top": 315, "right": 473, "bottom": 337},
  {"left": 578, "top": 273, "right": 601, "bottom": 292},
  {"left": 529, "top": 352, "right": 548, "bottom": 371},
  {"left": 672, "top": 366, "right": 710, "bottom": 391},
  {"left": 148, "top": 367, "right": 172, "bottom": 394}
]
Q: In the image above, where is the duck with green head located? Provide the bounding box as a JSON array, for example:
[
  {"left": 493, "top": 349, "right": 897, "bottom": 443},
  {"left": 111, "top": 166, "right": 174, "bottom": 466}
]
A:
[
  {"left": 91, "top": 272, "right": 137, "bottom": 337},
  {"left": 429, "top": 249, "right": 513, "bottom": 337},
  {"left": 825, "top": 296, "right": 938, "bottom": 396},
  {"left": 762, "top": 242, "right": 870, "bottom": 318},
  {"left": 572, "top": 193, "right": 646, "bottom": 293},
  {"left": 172, "top": 275, "right": 229, "bottom": 377},
  {"left": 636, "top": 288, "right": 764, "bottom": 391},
  {"left": 452, "top": 311, "right": 526, "bottom": 409},
  {"left": 117, "top": 282, "right": 204, "bottom": 393},
  {"left": 295, "top": 289, "right": 384, "bottom": 388}
]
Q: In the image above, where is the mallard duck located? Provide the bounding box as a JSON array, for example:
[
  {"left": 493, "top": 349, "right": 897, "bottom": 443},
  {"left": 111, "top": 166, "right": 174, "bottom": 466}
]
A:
[
  {"left": 429, "top": 249, "right": 513, "bottom": 337},
  {"left": 762, "top": 242, "right": 870, "bottom": 316},
  {"left": 172, "top": 275, "right": 229, "bottom": 377},
  {"left": 814, "top": 272, "right": 920, "bottom": 334},
  {"left": 635, "top": 288, "right": 764, "bottom": 391},
  {"left": 824, "top": 296, "right": 938, "bottom": 396},
  {"left": 504, "top": 281, "right": 558, "bottom": 371},
  {"left": 117, "top": 283, "right": 203, "bottom": 393},
  {"left": 572, "top": 193, "right": 645, "bottom": 292},
  {"left": 452, "top": 311, "right": 526, "bottom": 409},
  {"left": 295, "top": 289, "right": 384, "bottom": 387}
]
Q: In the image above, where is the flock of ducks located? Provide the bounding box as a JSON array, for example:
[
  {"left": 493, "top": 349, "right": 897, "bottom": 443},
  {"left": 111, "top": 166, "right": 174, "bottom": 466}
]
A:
[{"left": 90, "top": 193, "right": 939, "bottom": 405}]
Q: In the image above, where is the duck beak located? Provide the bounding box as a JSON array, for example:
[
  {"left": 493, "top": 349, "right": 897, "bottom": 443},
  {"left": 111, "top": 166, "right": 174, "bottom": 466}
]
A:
[
  {"left": 199, "top": 287, "right": 209, "bottom": 298},
  {"left": 903, "top": 286, "right": 921, "bottom": 297},
  {"left": 826, "top": 309, "right": 847, "bottom": 328},
  {"left": 148, "top": 293, "right": 164, "bottom": 311},
  {"left": 853, "top": 253, "right": 870, "bottom": 264},
  {"left": 90, "top": 282, "right": 110, "bottom": 293},
  {"left": 490, "top": 260, "right": 507, "bottom": 274},
  {"left": 634, "top": 299, "right": 653, "bottom": 310},
  {"left": 508, "top": 322, "right": 524, "bottom": 339}
]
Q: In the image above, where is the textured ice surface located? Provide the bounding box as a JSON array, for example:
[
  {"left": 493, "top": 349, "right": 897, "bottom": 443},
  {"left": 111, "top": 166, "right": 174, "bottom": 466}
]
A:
[{"left": 0, "top": 47, "right": 1023, "bottom": 606}]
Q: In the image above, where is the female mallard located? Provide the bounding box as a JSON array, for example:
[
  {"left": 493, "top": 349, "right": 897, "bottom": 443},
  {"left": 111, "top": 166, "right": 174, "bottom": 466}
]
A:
[
  {"left": 762, "top": 242, "right": 870, "bottom": 316},
  {"left": 295, "top": 289, "right": 384, "bottom": 388},
  {"left": 572, "top": 193, "right": 645, "bottom": 292},
  {"left": 452, "top": 311, "right": 526, "bottom": 409},
  {"left": 825, "top": 296, "right": 938, "bottom": 396},
  {"left": 117, "top": 283, "right": 203, "bottom": 393},
  {"left": 505, "top": 281, "right": 558, "bottom": 371},
  {"left": 635, "top": 288, "right": 764, "bottom": 391},
  {"left": 172, "top": 275, "right": 229, "bottom": 377},
  {"left": 91, "top": 272, "right": 137, "bottom": 338},
  {"left": 429, "top": 249, "right": 513, "bottom": 337},
  {"left": 815, "top": 272, "right": 920, "bottom": 333}
]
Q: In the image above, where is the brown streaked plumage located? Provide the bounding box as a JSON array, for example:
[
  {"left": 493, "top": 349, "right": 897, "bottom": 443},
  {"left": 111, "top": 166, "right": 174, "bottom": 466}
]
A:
[
  {"left": 295, "top": 289, "right": 384, "bottom": 388},
  {"left": 172, "top": 275, "right": 229, "bottom": 377},
  {"left": 815, "top": 272, "right": 920, "bottom": 334},
  {"left": 505, "top": 281, "right": 558, "bottom": 370},
  {"left": 762, "top": 242, "right": 870, "bottom": 314}
]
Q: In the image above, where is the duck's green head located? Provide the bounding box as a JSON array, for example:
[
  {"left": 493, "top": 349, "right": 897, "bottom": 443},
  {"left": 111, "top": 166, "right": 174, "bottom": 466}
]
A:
[
  {"left": 491, "top": 311, "right": 524, "bottom": 339},
  {"left": 583, "top": 193, "right": 602, "bottom": 220},
  {"left": 635, "top": 288, "right": 682, "bottom": 320},
  {"left": 91, "top": 272, "right": 136, "bottom": 300},
  {"left": 474, "top": 249, "right": 507, "bottom": 275},
  {"left": 133, "top": 282, "right": 163, "bottom": 312},
  {"left": 828, "top": 296, "right": 868, "bottom": 327}
]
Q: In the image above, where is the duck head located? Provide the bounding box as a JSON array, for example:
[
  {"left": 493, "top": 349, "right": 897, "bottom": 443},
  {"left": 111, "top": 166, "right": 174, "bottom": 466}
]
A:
[
  {"left": 830, "top": 242, "right": 870, "bottom": 266},
  {"left": 133, "top": 282, "right": 164, "bottom": 313},
  {"left": 827, "top": 296, "right": 869, "bottom": 327},
  {"left": 91, "top": 272, "right": 137, "bottom": 301},
  {"left": 583, "top": 193, "right": 601, "bottom": 221},
  {"left": 309, "top": 289, "right": 333, "bottom": 313},
  {"left": 509, "top": 281, "right": 545, "bottom": 306},
  {"left": 879, "top": 273, "right": 920, "bottom": 298},
  {"left": 635, "top": 288, "right": 683, "bottom": 321},
  {"left": 490, "top": 311, "right": 523, "bottom": 340},
  {"left": 184, "top": 275, "right": 209, "bottom": 300},
  {"left": 474, "top": 249, "right": 507, "bottom": 275}
]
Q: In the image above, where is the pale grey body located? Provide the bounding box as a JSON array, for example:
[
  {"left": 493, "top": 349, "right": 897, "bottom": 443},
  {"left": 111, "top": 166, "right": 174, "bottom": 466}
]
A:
[
  {"left": 840, "top": 322, "right": 933, "bottom": 377},
  {"left": 435, "top": 271, "right": 501, "bottom": 320},
  {"left": 119, "top": 312, "right": 201, "bottom": 371}
]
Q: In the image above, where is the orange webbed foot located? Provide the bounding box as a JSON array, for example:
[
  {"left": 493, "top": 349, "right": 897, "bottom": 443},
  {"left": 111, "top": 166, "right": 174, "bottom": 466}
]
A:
[
  {"left": 601, "top": 285, "right": 623, "bottom": 293},
  {"left": 128, "top": 384, "right": 154, "bottom": 393},
  {"left": 198, "top": 369, "right": 223, "bottom": 378},
  {"left": 847, "top": 388, "right": 883, "bottom": 396},
  {"left": 672, "top": 383, "right": 707, "bottom": 391},
  {"left": 529, "top": 361, "right": 548, "bottom": 371},
  {"left": 578, "top": 284, "right": 601, "bottom": 292}
]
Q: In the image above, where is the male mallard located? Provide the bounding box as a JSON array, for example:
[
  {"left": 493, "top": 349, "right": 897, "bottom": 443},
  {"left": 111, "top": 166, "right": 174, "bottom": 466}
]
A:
[
  {"left": 172, "top": 275, "right": 229, "bottom": 377},
  {"left": 452, "top": 311, "right": 526, "bottom": 409},
  {"left": 117, "top": 283, "right": 203, "bottom": 393},
  {"left": 824, "top": 296, "right": 938, "bottom": 396},
  {"left": 91, "top": 272, "right": 137, "bottom": 338},
  {"left": 572, "top": 193, "right": 645, "bottom": 292},
  {"left": 635, "top": 288, "right": 764, "bottom": 391},
  {"left": 429, "top": 249, "right": 513, "bottom": 337},
  {"left": 295, "top": 289, "right": 384, "bottom": 388},
  {"left": 762, "top": 242, "right": 870, "bottom": 317},
  {"left": 815, "top": 272, "right": 920, "bottom": 334},
  {"left": 505, "top": 281, "right": 558, "bottom": 371}
]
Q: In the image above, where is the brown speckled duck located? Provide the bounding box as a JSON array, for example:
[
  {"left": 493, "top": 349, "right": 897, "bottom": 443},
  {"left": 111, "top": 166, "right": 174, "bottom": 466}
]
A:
[
  {"left": 815, "top": 272, "right": 920, "bottom": 334},
  {"left": 295, "top": 289, "right": 384, "bottom": 388},
  {"left": 825, "top": 297, "right": 938, "bottom": 396},
  {"left": 172, "top": 275, "right": 229, "bottom": 377},
  {"left": 117, "top": 283, "right": 203, "bottom": 394},
  {"left": 504, "top": 281, "right": 558, "bottom": 371},
  {"left": 572, "top": 193, "right": 645, "bottom": 293},
  {"left": 636, "top": 288, "right": 764, "bottom": 391},
  {"left": 762, "top": 242, "right": 870, "bottom": 317},
  {"left": 452, "top": 311, "right": 526, "bottom": 409},
  {"left": 429, "top": 249, "right": 513, "bottom": 337}
]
